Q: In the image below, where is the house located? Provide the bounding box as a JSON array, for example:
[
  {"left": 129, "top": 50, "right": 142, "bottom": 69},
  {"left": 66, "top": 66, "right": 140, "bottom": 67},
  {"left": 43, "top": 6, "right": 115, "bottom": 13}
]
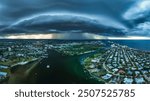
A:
[
  {"left": 0, "top": 72, "right": 7, "bottom": 79},
  {"left": 127, "top": 70, "right": 133, "bottom": 75},
  {"left": 118, "top": 69, "right": 125, "bottom": 74},
  {"left": 91, "top": 59, "right": 99, "bottom": 63},
  {"left": 135, "top": 71, "right": 140, "bottom": 75},
  {"left": 89, "top": 64, "right": 95, "bottom": 69},
  {"left": 89, "top": 68, "right": 100, "bottom": 73},
  {"left": 123, "top": 78, "right": 133, "bottom": 84},
  {"left": 102, "top": 74, "right": 112, "bottom": 80},
  {"left": 0, "top": 65, "right": 9, "bottom": 69},
  {"left": 112, "top": 68, "right": 118, "bottom": 72},
  {"left": 135, "top": 77, "right": 145, "bottom": 84}
]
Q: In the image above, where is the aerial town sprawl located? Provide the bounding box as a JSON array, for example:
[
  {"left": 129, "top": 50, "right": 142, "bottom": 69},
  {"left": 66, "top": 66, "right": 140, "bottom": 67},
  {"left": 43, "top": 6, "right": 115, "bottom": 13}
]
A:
[{"left": 0, "top": 40, "right": 150, "bottom": 84}]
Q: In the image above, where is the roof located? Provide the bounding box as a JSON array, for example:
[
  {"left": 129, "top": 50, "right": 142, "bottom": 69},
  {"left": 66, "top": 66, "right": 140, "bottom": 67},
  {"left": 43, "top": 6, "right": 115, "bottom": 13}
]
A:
[
  {"left": 102, "top": 74, "right": 112, "bottom": 80},
  {"left": 0, "top": 65, "right": 9, "bottom": 69},
  {"left": 0, "top": 72, "right": 7, "bottom": 76},
  {"left": 124, "top": 78, "right": 133, "bottom": 84}
]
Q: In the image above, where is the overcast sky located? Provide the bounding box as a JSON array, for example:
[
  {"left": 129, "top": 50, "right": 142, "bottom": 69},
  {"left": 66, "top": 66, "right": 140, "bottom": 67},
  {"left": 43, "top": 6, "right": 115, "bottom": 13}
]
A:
[
  {"left": 0, "top": 0, "right": 134, "bottom": 25},
  {"left": 0, "top": 0, "right": 150, "bottom": 38}
]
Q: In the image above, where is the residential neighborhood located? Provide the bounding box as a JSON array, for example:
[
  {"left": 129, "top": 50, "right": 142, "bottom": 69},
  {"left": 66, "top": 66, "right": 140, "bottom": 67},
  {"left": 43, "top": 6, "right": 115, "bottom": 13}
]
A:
[
  {"left": 83, "top": 43, "right": 150, "bottom": 84},
  {"left": 0, "top": 40, "right": 149, "bottom": 84}
]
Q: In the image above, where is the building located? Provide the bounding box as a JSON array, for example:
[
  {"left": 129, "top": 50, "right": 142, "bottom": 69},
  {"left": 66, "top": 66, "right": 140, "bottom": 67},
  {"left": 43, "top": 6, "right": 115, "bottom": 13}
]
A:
[
  {"left": 0, "top": 72, "right": 7, "bottom": 79},
  {"left": 102, "top": 74, "right": 112, "bottom": 80},
  {"left": 135, "top": 77, "right": 145, "bottom": 84},
  {"left": 123, "top": 77, "right": 133, "bottom": 84},
  {"left": 0, "top": 65, "right": 9, "bottom": 69}
]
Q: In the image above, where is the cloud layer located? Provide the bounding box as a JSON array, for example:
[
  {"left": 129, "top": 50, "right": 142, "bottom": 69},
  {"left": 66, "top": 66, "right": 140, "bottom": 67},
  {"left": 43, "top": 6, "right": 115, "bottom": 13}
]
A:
[{"left": 0, "top": 0, "right": 150, "bottom": 38}]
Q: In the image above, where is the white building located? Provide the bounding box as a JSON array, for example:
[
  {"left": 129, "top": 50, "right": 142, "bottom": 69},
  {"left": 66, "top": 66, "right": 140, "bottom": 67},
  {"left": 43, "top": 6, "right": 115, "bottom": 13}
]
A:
[{"left": 123, "top": 78, "right": 133, "bottom": 84}]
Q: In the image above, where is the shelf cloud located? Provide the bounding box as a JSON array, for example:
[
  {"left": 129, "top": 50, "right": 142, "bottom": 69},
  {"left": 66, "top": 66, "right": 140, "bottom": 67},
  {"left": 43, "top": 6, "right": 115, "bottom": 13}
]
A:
[{"left": 0, "top": 0, "right": 149, "bottom": 39}]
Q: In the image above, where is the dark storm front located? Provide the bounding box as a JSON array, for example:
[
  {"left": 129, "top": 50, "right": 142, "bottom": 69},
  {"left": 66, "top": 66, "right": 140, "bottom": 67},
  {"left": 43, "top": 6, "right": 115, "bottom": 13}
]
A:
[{"left": 0, "top": 40, "right": 150, "bottom": 84}]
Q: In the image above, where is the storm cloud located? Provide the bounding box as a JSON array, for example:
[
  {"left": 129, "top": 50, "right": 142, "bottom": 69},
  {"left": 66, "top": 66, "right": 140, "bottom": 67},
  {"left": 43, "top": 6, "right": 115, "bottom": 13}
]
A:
[{"left": 0, "top": 0, "right": 149, "bottom": 38}]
